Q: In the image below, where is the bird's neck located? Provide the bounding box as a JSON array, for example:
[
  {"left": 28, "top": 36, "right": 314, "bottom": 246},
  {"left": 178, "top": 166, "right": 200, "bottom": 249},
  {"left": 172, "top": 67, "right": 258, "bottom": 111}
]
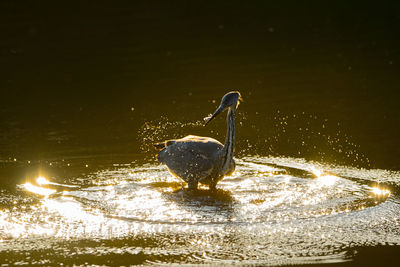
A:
[{"left": 221, "top": 108, "right": 235, "bottom": 171}]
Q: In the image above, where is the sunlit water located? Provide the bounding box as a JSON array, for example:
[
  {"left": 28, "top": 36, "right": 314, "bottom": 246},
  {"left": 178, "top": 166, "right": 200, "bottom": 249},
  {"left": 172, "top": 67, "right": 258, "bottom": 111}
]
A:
[{"left": 1, "top": 156, "right": 399, "bottom": 265}]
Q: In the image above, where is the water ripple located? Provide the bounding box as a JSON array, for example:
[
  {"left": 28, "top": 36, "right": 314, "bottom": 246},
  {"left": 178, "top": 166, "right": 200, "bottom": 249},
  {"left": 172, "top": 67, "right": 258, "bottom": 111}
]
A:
[{"left": 1, "top": 156, "right": 399, "bottom": 265}]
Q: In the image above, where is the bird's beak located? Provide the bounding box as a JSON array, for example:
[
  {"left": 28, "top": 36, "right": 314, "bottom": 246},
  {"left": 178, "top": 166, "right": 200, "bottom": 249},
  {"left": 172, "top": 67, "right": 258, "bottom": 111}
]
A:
[
  {"left": 204, "top": 105, "right": 224, "bottom": 126},
  {"left": 239, "top": 95, "right": 244, "bottom": 102}
]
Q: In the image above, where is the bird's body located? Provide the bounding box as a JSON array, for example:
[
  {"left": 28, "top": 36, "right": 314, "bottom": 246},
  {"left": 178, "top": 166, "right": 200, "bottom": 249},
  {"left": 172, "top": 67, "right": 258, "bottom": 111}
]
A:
[
  {"left": 156, "top": 135, "right": 235, "bottom": 189},
  {"left": 154, "top": 92, "right": 242, "bottom": 190}
]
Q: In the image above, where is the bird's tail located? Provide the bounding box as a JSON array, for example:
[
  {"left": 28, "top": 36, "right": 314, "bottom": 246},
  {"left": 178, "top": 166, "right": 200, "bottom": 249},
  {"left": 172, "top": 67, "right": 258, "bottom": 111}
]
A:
[
  {"left": 153, "top": 142, "right": 166, "bottom": 150},
  {"left": 153, "top": 140, "right": 176, "bottom": 150}
]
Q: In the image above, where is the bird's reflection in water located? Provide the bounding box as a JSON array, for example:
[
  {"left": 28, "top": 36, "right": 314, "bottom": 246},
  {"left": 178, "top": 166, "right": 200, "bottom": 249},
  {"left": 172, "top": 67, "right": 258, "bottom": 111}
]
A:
[
  {"left": 159, "top": 187, "right": 236, "bottom": 224},
  {"left": 171, "top": 188, "right": 235, "bottom": 204}
]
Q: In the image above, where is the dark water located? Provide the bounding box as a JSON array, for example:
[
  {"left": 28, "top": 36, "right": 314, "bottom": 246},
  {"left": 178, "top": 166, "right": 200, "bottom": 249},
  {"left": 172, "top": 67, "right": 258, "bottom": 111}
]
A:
[{"left": 1, "top": 1, "right": 400, "bottom": 265}]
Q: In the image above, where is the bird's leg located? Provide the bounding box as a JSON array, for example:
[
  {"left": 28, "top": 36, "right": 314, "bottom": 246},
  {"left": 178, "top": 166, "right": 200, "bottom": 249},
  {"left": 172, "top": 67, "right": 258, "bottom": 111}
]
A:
[
  {"left": 209, "top": 182, "right": 217, "bottom": 191},
  {"left": 188, "top": 180, "right": 198, "bottom": 190}
]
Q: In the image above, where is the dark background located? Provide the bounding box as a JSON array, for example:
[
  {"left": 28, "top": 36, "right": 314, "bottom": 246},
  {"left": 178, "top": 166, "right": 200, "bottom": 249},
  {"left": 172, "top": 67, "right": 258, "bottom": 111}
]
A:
[{"left": 1, "top": 0, "right": 399, "bottom": 169}]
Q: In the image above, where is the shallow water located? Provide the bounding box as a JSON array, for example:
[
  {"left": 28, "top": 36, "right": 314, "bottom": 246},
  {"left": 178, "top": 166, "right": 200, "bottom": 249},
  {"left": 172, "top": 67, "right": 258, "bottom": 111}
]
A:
[{"left": 0, "top": 155, "right": 399, "bottom": 265}]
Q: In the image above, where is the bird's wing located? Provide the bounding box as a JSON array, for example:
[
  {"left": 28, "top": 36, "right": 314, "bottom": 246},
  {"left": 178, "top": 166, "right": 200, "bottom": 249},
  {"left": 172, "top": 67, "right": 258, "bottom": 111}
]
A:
[{"left": 157, "top": 136, "right": 223, "bottom": 182}]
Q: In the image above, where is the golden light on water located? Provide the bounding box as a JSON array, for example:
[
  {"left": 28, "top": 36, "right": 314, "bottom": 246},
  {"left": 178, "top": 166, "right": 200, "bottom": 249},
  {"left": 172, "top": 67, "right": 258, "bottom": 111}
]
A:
[
  {"left": 23, "top": 182, "right": 56, "bottom": 197},
  {"left": 36, "top": 176, "right": 49, "bottom": 186},
  {"left": 310, "top": 166, "right": 323, "bottom": 177},
  {"left": 22, "top": 176, "right": 56, "bottom": 197},
  {"left": 11, "top": 173, "right": 198, "bottom": 240},
  {"left": 316, "top": 175, "right": 338, "bottom": 187},
  {"left": 371, "top": 187, "right": 390, "bottom": 196},
  {"left": 7, "top": 160, "right": 394, "bottom": 247},
  {"left": 310, "top": 166, "right": 338, "bottom": 187}
]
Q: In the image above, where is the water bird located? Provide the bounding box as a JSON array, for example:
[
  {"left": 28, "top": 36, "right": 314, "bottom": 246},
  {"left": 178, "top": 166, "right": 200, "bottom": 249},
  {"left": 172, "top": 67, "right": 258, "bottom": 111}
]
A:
[{"left": 153, "top": 91, "right": 243, "bottom": 190}]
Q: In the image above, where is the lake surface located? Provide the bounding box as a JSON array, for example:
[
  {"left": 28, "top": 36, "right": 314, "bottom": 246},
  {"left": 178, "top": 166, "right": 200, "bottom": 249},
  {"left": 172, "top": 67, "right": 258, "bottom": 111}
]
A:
[{"left": 1, "top": 1, "right": 400, "bottom": 265}]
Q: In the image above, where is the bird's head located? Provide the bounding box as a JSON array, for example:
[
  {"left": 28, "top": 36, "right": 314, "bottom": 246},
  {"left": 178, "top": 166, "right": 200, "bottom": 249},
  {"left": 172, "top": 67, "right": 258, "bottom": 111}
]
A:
[{"left": 204, "top": 91, "right": 243, "bottom": 126}]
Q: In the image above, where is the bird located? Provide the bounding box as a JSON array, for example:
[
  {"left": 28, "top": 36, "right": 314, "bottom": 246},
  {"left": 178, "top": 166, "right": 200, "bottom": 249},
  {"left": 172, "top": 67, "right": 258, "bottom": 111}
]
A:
[{"left": 153, "top": 91, "right": 243, "bottom": 190}]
